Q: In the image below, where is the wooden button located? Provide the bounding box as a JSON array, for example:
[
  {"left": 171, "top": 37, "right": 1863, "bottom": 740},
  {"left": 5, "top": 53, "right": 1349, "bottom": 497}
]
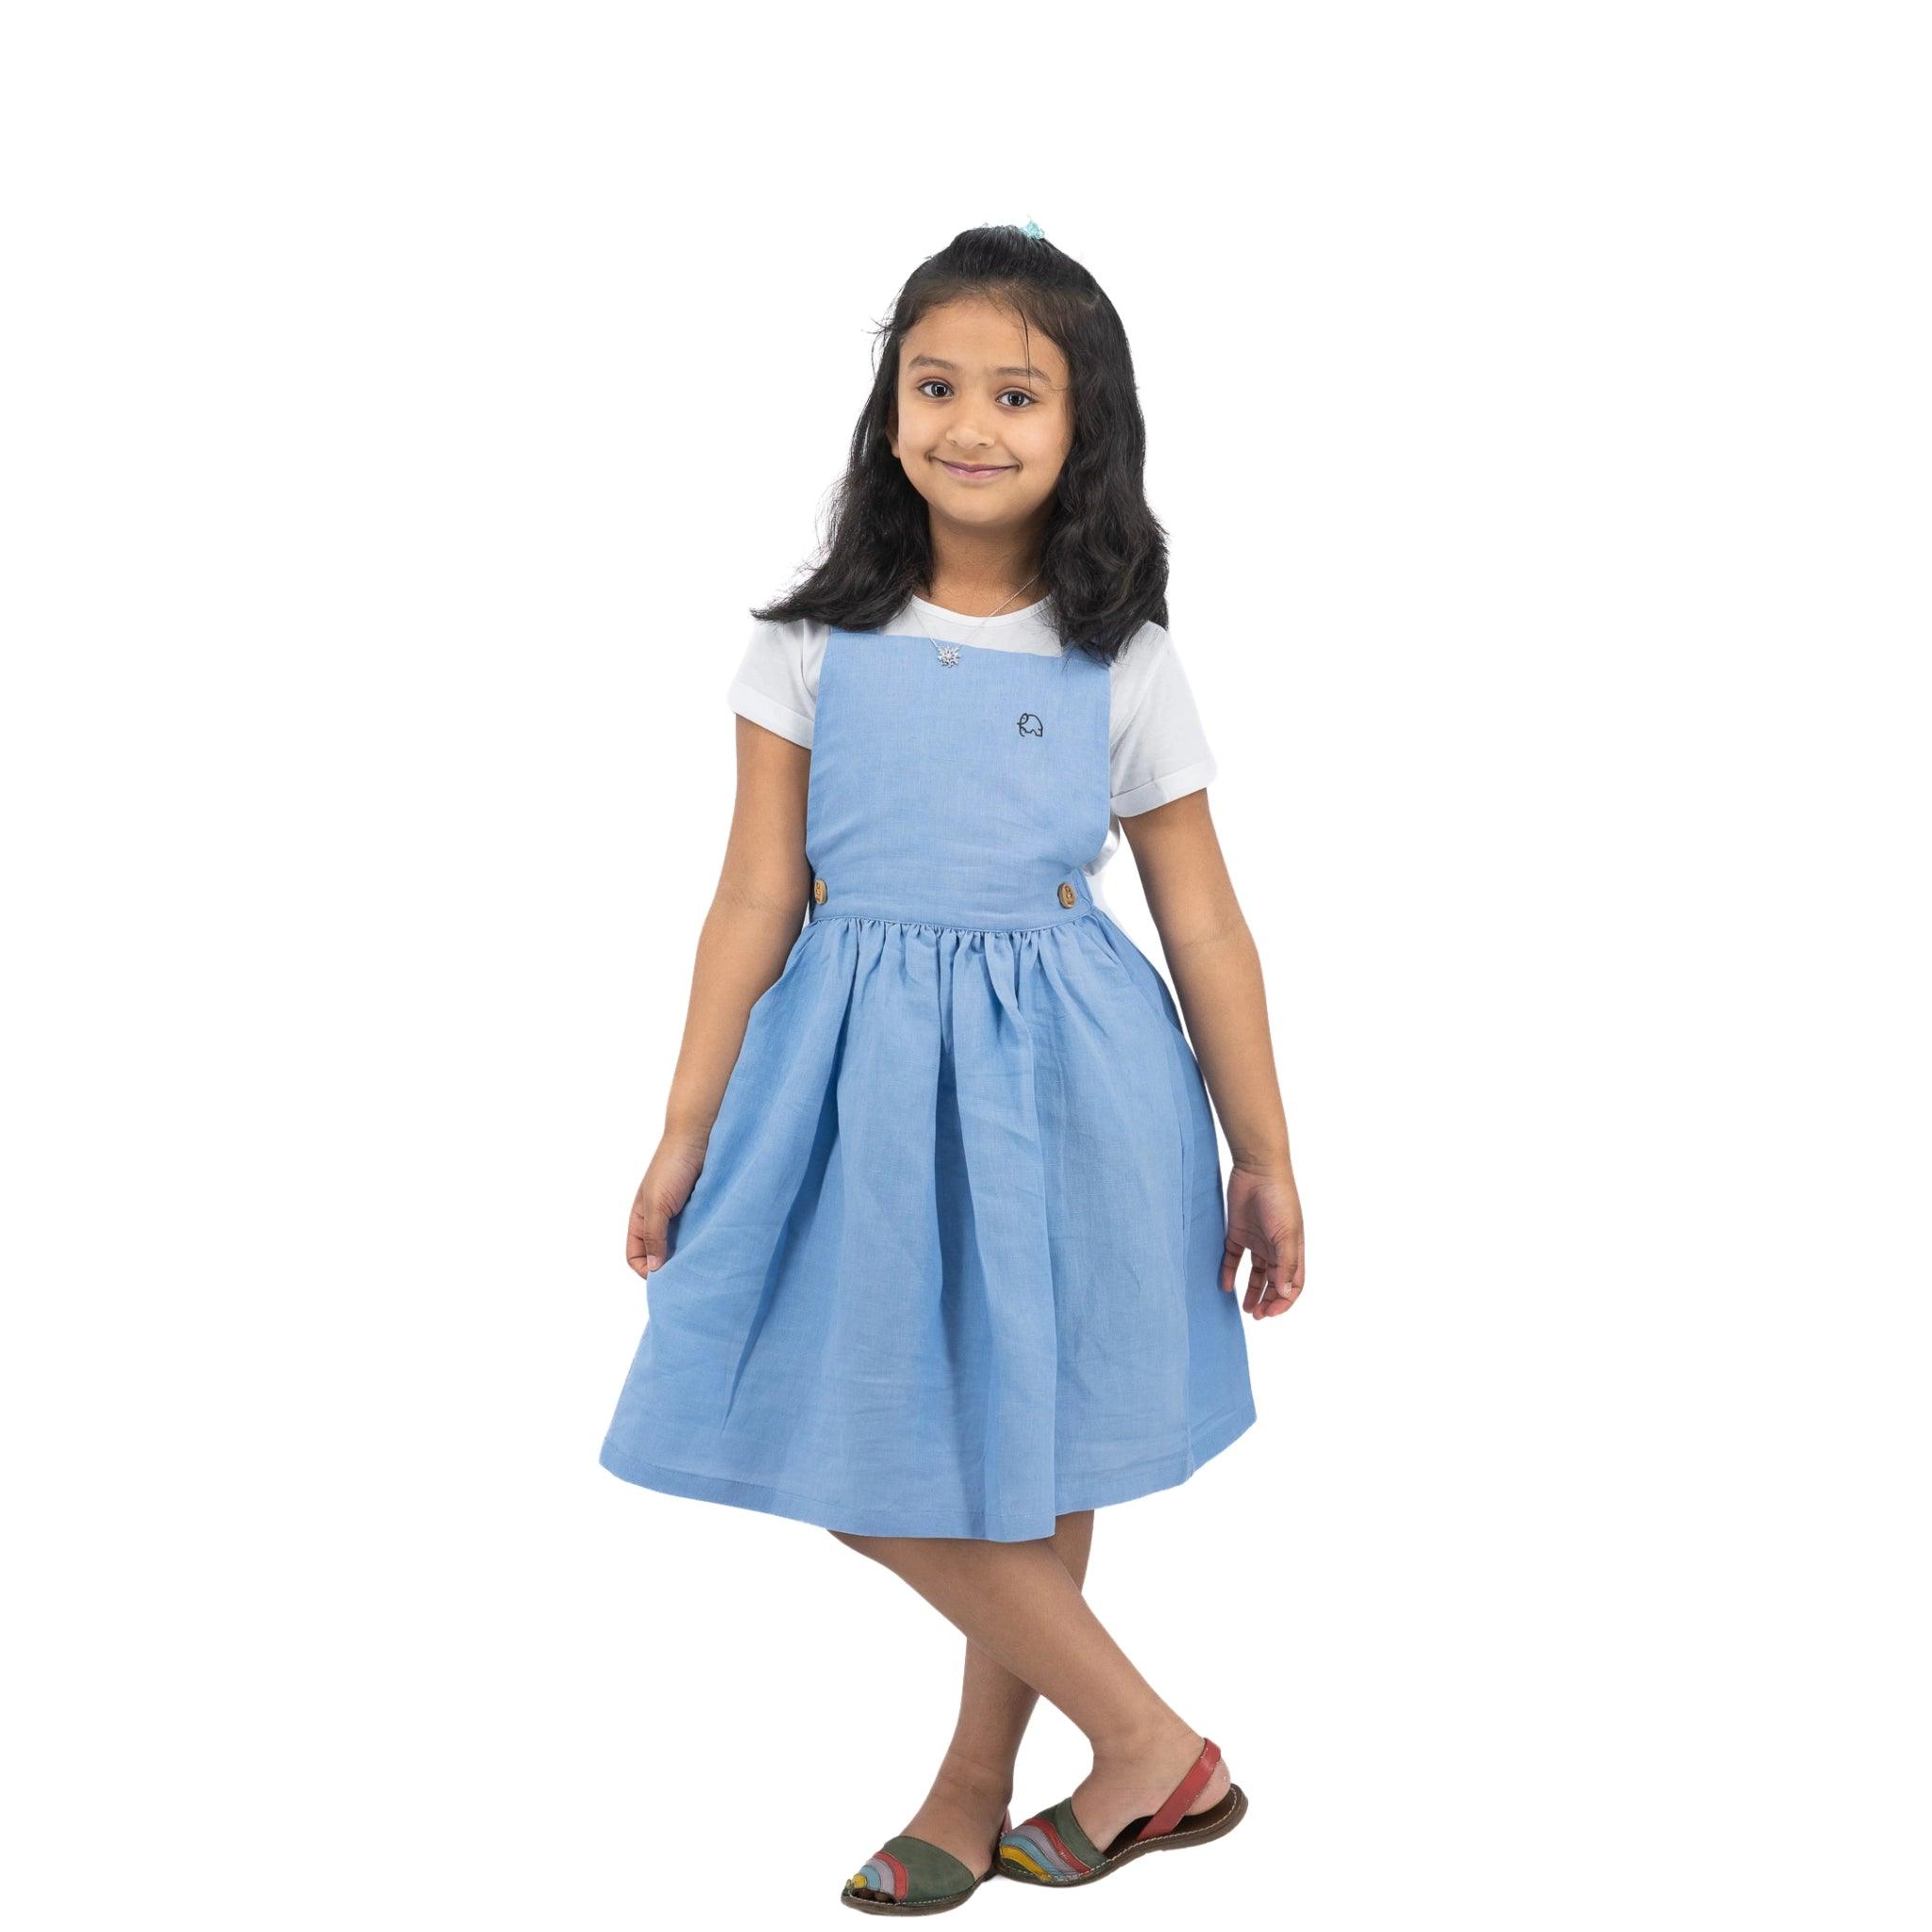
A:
[
  {"left": 1058, "top": 881, "right": 1076, "bottom": 908},
  {"left": 812, "top": 877, "right": 828, "bottom": 904}
]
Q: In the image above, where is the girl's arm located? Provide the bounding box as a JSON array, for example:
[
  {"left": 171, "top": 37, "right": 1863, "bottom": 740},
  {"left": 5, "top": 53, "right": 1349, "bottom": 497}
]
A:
[
  {"left": 626, "top": 716, "right": 811, "bottom": 1277},
  {"left": 1122, "top": 790, "right": 1307, "bottom": 1318}
]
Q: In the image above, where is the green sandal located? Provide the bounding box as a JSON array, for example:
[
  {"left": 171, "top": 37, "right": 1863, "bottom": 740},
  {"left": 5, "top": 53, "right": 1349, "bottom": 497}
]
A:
[
  {"left": 841, "top": 1807, "right": 1012, "bottom": 1915},
  {"left": 998, "top": 1736, "right": 1246, "bottom": 1888}
]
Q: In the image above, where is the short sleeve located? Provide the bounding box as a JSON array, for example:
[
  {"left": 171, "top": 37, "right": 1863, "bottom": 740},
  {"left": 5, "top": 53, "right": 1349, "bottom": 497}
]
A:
[
  {"left": 1108, "top": 625, "right": 1218, "bottom": 815},
  {"left": 726, "top": 619, "right": 821, "bottom": 748}
]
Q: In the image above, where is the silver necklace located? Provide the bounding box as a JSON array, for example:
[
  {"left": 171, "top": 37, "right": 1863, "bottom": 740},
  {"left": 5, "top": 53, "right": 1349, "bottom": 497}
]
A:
[{"left": 911, "top": 575, "right": 1042, "bottom": 666}]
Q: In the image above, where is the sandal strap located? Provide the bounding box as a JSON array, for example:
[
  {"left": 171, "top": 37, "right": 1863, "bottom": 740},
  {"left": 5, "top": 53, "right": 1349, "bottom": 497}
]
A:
[
  {"left": 1000, "top": 1796, "right": 1102, "bottom": 1881},
  {"left": 849, "top": 1817, "right": 1007, "bottom": 1903},
  {"left": 850, "top": 1846, "right": 915, "bottom": 1899},
  {"left": 1135, "top": 1735, "right": 1221, "bottom": 1844},
  {"left": 850, "top": 1835, "right": 971, "bottom": 1902}
]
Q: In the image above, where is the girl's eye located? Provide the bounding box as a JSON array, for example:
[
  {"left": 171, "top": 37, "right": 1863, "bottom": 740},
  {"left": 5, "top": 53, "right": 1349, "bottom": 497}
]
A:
[{"left": 915, "top": 379, "right": 1036, "bottom": 409}]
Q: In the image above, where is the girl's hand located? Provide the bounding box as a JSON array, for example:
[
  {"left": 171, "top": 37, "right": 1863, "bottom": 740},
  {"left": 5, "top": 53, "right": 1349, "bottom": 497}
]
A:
[
  {"left": 1221, "top": 1162, "right": 1306, "bottom": 1319},
  {"left": 625, "top": 1131, "right": 709, "bottom": 1279}
]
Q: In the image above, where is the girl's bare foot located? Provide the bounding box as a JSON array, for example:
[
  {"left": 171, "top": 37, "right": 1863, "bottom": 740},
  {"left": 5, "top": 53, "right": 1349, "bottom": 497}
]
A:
[
  {"left": 894, "top": 1754, "right": 1013, "bottom": 1879},
  {"left": 1066, "top": 1721, "right": 1230, "bottom": 1853}
]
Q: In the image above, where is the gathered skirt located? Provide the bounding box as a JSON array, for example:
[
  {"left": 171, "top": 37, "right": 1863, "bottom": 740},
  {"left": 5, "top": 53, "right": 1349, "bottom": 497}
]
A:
[{"left": 599, "top": 907, "right": 1256, "bottom": 1541}]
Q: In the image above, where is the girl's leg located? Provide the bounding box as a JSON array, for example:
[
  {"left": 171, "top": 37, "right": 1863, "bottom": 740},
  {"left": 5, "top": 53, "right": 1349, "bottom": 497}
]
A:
[
  {"left": 875, "top": 1510, "right": 1094, "bottom": 1871},
  {"left": 832, "top": 1521, "right": 1232, "bottom": 1866}
]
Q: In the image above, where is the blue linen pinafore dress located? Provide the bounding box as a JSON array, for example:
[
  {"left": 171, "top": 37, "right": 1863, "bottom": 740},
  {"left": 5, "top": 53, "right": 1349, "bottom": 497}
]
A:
[{"left": 599, "top": 625, "right": 1256, "bottom": 1541}]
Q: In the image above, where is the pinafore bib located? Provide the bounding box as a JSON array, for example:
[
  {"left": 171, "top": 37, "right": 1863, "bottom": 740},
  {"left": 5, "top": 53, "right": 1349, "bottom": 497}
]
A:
[{"left": 599, "top": 625, "right": 1256, "bottom": 1540}]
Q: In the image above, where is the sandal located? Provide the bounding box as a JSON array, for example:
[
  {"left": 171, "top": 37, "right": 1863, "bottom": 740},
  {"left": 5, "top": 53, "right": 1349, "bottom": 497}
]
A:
[
  {"left": 997, "top": 1735, "right": 1246, "bottom": 1888},
  {"left": 841, "top": 1807, "right": 1013, "bottom": 1915}
]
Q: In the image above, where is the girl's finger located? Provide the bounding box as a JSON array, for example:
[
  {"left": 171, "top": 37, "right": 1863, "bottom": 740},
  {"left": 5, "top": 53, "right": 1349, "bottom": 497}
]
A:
[
  {"left": 1241, "top": 1253, "right": 1271, "bottom": 1317},
  {"left": 1220, "top": 1237, "right": 1244, "bottom": 1293},
  {"left": 626, "top": 1198, "right": 667, "bottom": 1275},
  {"left": 1263, "top": 1241, "right": 1303, "bottom": 1315}
]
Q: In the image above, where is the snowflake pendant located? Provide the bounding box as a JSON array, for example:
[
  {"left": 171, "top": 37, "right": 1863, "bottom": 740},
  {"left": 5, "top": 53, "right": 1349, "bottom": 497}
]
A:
[{"left": 936, "top": 644, "right": 961, "bottom": 666}]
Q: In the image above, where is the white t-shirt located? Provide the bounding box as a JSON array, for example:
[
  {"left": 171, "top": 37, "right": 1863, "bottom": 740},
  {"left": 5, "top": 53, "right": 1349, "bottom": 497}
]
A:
[{"left": 725, "top": 593, "right": 1216, "bottom": 913}]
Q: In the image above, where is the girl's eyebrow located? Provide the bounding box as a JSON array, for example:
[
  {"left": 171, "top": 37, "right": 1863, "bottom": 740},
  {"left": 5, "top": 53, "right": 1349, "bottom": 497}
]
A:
[{"left": 908, "top": 355, "right": 1052, "bottom": 382}]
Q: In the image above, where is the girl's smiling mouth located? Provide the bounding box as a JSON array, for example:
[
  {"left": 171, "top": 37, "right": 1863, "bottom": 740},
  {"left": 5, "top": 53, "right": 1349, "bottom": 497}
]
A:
[{"left": 937, "top": 458, "right": 1015, "bottom": 480}]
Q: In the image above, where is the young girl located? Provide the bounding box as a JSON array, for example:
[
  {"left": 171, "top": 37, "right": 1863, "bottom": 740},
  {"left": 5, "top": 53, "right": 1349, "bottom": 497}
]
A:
[{"left": 601, "top": 222, "right": 1306, "bottom": 1911}]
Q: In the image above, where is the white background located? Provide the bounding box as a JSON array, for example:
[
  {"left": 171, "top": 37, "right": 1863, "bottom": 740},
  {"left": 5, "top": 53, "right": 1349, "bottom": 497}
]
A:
[{"left": 4, "top": 4, "right": 1926, "bottom": 1926}]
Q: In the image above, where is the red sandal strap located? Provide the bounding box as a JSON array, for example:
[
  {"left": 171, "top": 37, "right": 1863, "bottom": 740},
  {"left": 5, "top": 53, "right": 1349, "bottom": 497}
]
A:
[{"left": 1135, "top": 1736, "right": 1222, "bottom": 1844}]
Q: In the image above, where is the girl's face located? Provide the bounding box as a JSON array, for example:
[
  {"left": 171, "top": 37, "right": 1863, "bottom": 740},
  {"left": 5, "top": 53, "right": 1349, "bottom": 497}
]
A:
[{"left": 888, "top": 297, "right": 1074, "bottom": 540}]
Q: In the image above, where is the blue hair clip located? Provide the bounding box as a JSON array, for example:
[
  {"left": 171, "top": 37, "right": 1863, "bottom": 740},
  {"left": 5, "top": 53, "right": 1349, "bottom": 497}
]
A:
[{"left": 1020, "top": 219, "right": 1045, "bottom": 240}]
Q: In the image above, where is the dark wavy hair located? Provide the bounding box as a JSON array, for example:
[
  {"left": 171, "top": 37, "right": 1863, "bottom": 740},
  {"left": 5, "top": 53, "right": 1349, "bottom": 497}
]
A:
[{"left": 749, "top": 225, "right": 1169, "bottom": 666}]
